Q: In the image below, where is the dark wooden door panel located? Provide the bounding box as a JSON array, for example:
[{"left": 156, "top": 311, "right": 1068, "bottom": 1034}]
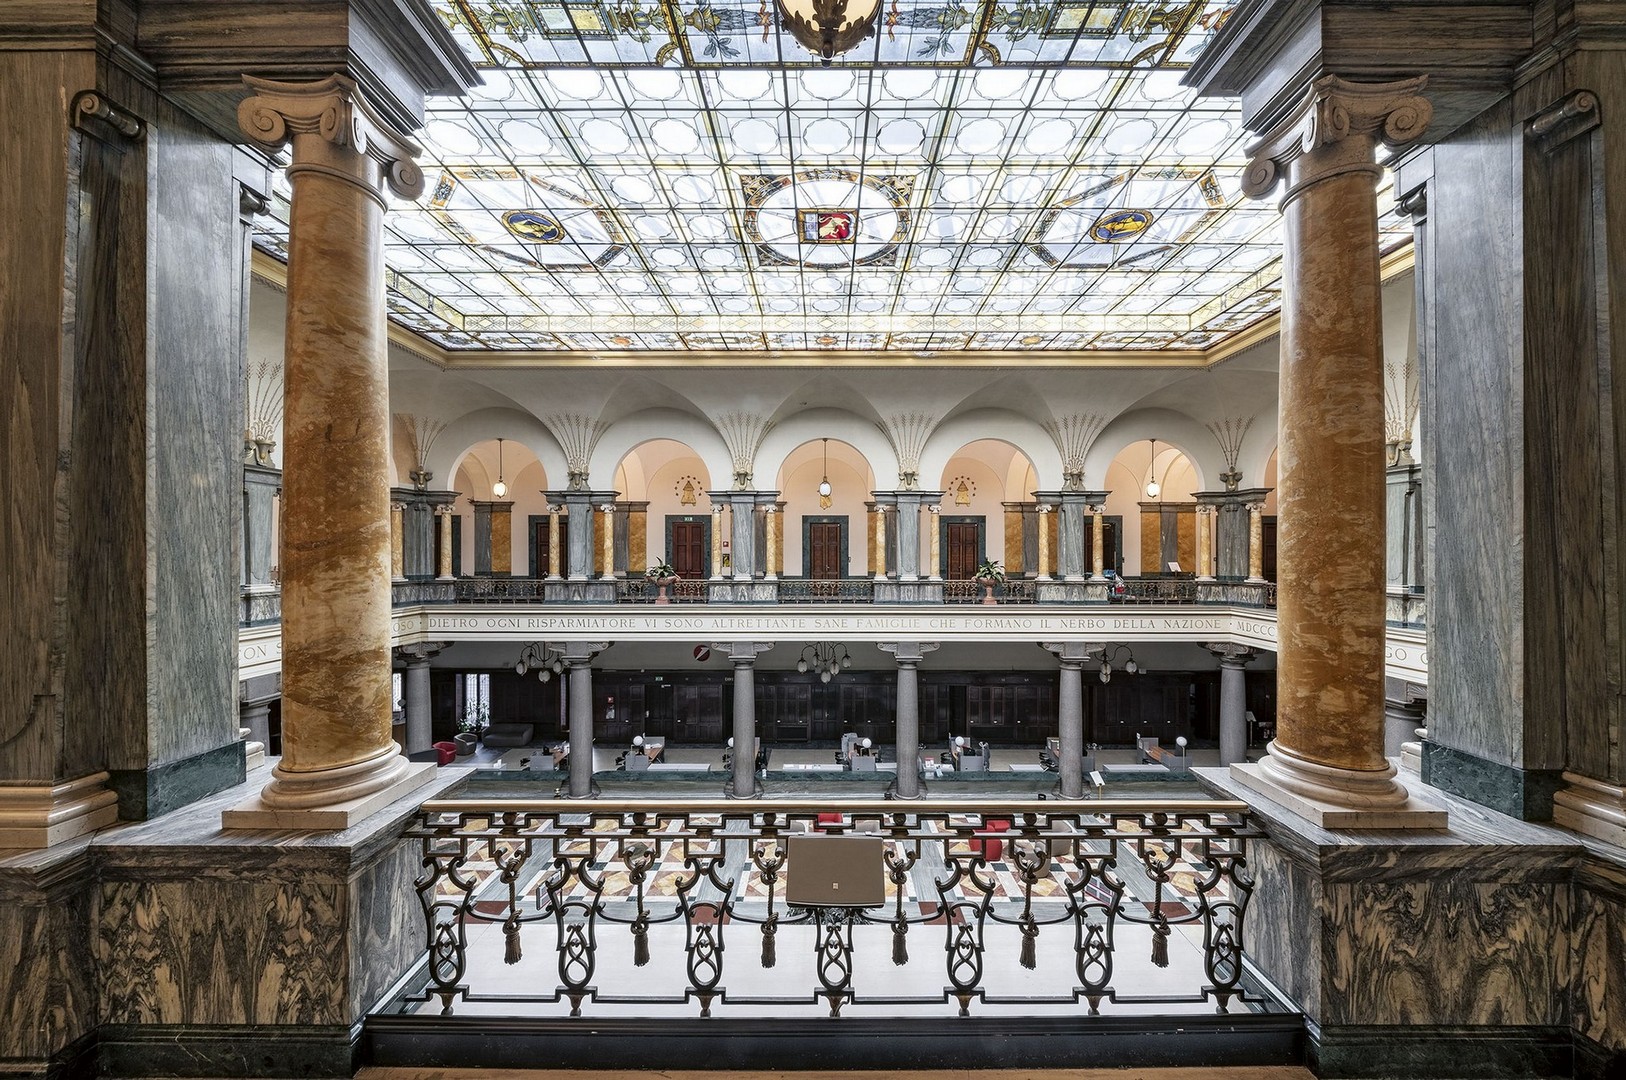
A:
[
  {"left": 671, "top": 521, "right": 707, "bottom": 579},
  {"left": 947, "top": 521, "right": 981, "bottom": 579},
  {"left": 810, "top": 522, "right": 842, "bottom": 579}
]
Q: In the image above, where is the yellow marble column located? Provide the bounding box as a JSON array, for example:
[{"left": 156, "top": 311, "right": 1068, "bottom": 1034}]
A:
[
  {"left": 1230, "top": 75, "right": 1442, "bottom": 826},
  {"left": 711, "top": 503, "right": 724, "bottom": 578},
  {"left": 1140, "top": 507, "right": 1161, "bottom": 575},
  {"left": 873, "top": 505, "right": 888, "bottom": 581},
  {"left": 927, "top": 505, "right": 941, "bottom": 580},
  {"left": 1003, "top": 504, "right": 1025, "bottom": 576},
  {"left": 390, "top": 500, "right": 406, "bottom": 582},
  {"left": 1247, "top": 502, "right": 1266, "bottom": 584},
  {"left": 547, "top": 505, "right": 562, "bottom": 579},
  {"left": 1036, "top": 505, "right": 1052, "bottom": 580},
  {"left": 599, "top": 503, "right": 616, "bottom": 581},
  {"left": 226, "top": 75, "right": 432, "bottom": 826},
  {"left": 435, "top": 504, "right": 454, "bottom": 580},
  {"left": 764, "top": 505, "right": 779, "bottom": 580},
  {"left": 1090, "top": 505, "right": 1106, "bottom": 580},
  {"left": 627, "top": 504, "right": 647, "bottom": 574},
  {"left": 1196, "top": 505, "right": 1215, "bottom": 581}
]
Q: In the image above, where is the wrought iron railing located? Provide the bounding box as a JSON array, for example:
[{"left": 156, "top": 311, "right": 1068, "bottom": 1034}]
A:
[
  {"left": 400, "top": 797, "right": 1263, "bottom": 1021},
  {"left": 452, "top": 577, "right": 548, "bottom": 603},
  {"left": 1117, "top": 578, "right": 1199, "bottom": 604},
  {"left": 616, "top": 578, "right": 708, "bottom": 603},
  {"left": 778, "top": 578, "right": 878, "bottom": 603},
  {"left": 392, "top": 580, "right": 457, "bottom": 606},
  {"left": 943, "top": 578, "right": 1036, "bottom": 604}
]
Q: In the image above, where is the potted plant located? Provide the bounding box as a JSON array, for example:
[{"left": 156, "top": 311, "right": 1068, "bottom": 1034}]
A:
[
  {"left": 974, "top": 559, "right": 1005, "bottom": 605},
  {"left": 646, "top": 560, "right": 678, "bottom": 604}
]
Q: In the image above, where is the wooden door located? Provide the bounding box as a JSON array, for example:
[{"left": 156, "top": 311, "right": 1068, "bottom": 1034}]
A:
[
  {"left": 1262, "top": 518, "right": 1278, "bottom": 582},
  {"left": 809, "top": 521, "right": 843, "bottom": 579},
  {"left": 671, "top": 521, "right": 707, "bottom": 579},
  {"left": 947, "top": 521, "right": 981, "bottom": 579}
]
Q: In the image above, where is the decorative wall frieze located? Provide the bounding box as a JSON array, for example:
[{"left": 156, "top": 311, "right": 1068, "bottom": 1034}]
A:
[
  {"left": 880, "top": 413, "right": 937, "bottom": 489},
  {"left": 716, "top": 413, "right": 774, "bottom": 488},
  {"left": 238, "top": 74, "right": 426, "bottom": 203},
  {"left": 542, "top": 413, "right": 607, "bottom": 489},
  {"left": 1243, "top": 75, "right": 1432, "bottom": 202},
  {"left": 1206, "top": 417, "right": 1253, "bottom": 490},
  {"left": 1043, "top": 414, "right": 1105, "bottom": 490}
]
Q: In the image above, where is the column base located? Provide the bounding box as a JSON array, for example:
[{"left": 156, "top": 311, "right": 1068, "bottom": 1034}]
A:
[
  {"left": 1246, "top": 576, "right": 1267, "bottom": 584},
  {"left": 223, "top": 756, "right": 436, "bottom": 831},
  {"left": 1553, "top": 772, "right": 1626, "bottom": 847},
  {"left": 1228, "top": 742, "right": 1446, "bottom": 829},
  {"left": 0, "top": 772, "right": 120, "bottom": 849}
]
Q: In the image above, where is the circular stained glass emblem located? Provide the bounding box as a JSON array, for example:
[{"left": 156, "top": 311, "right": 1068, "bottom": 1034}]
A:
[
  {"left": 503, "top": 210, "right": 568, "bottom": 243},
  {"left": 1089, "top": 209, "right": 1155, "bottom": 242}
]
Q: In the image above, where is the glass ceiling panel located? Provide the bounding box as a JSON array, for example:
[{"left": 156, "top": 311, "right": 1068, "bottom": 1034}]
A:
[{"left": 249, "top": 1, "right": 1413, "bottom": 354}]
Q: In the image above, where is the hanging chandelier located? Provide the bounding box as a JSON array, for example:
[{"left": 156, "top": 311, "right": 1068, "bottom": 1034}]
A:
[
  {"left": 1144, "top": 438, "right": 1161, "bottom": 500},
  {"left": 512, "top": 642, "right": 565, "bottom": 682},
  {"left": 775, "top": 0, "right": 882, "bottom": 65},
  {"left": 817, "top": 437, "right": 833, "bottom": 508},
  {"left": 492, "top": 436, "right": 508, "bottom": 499},
  {"left": 798, "top": 641, "right": 852, "bottom": 683},
  {"left": 1096, "top": 643, "right": 1139, "bottom": 684}
]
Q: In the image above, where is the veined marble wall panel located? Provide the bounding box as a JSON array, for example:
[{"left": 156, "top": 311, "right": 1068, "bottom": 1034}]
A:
[
  {"left": 141, "top": 98, "right": 243, "bottom": 769},
  {"left": 1573, "top": 857, "right": 1626, "bottom": 1052},
  {"left": 97, "top": 876, "right": 349, "bottom": 1026},
  {"left": 0, "top": 50, "right": 94, "bottom": 783},
  {"left": 0, "top": 849, "right": 97, "bottom": 1063},
  {"left": 1240, "top": 838, "right": 1326, "bottom": 1020},
  {"left": 347, "top": 837, "right": 425, "bottom": 1019},
  {"left": 1421, "top": 99, "right": 1560, "bottom": 772}
]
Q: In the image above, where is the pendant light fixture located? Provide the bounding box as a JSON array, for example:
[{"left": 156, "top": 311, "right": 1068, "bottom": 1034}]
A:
[
  {"left": 492, "top": 437, "right": 508, "bottom": 499},
  {"left": 1144, "top": 438, "right": 1161, "bottom": 500},
  {"left": 775, "top": 0, "right": 883, "bottom": 65},
  {"left": 817, "top": 437, "right": 833, "bottom": 507}
]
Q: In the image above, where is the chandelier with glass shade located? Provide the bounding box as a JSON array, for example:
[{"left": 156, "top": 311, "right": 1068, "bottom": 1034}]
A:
[{"left": 775, "top": 0, "right": 882, "bottom": 64}]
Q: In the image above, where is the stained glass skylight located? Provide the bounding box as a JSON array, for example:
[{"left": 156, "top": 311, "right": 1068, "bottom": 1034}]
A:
[{"left": 248, "top": 1, "right": 1412, "bottom": 354}]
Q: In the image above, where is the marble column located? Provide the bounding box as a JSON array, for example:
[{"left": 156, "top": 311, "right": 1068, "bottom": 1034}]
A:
[
  {"left": 397, "top": 643, "right": 444, "bottom": 756},
  {"left": 1044, "top": 642, "right": 1093, "bottom": 799},
  {"left": 435, "top": 503, "right": 455, "bottom": 580},
  {"left": 547, "top": 505, "right": 563, "bottom": 579},
  {"left": 1091, "top": 504, "right": 1106, "bottom": 580},
  {"left": 545, "top": 490, "right": 615, "bottom": 580},
  {"left": 564, "top": 642, "right": 609, "bottom": 798},
  {"left": 872, "top": 497, "right": 890, "bottom": 581},
  {"left": 1386, "top": 462, "right": 1424, "bottom": 591},
  {"left": 1036, "top": 505, "right": 1053, "bottom": 580},
  {"left": 711, "top": 503, "right": 725, "bottom": 579},
  {"left": 1228, "top": 75, "right": 1443, "bottom": 827},
  {"left": 764, "top": 505, "right": 780, "bottom": 580},
  {"left": 713, "top": 490, "right": 776, "bottom": 579},
  {"left": 1246, "top": 502, "right": 1266, "bottom": 584},
  {"left": 1206, "top": 643, "right": 1257, "bottom": 766},
  {"left": 396, "top": 488, "right": 446, "bottom": 580},
  {"left": 599, "top": 503, "right": 616, "bottom": 581},
  {"left": 1196, "top": 504, "right": 1216, "bottom": 581},
  {"left": 622, "top": 500, "right": 647, "bottom": 576},
  {"left": 1035, "top": 491, "right": 1091, "bottom": 580},
  {"left": 471, "top": 500, "right": 513, "bottom": 576},
  {"left": 389, "top": 500, "right": 406, "bottom": 582},
  {"left": 225, "top": 75, "right": 437, "bottom": 827},
  {"left": 881, "top": 642, "right": 938, "bottom": 799},
  {"left": 927, "top": 505, "right": 941, "bottom": 580},
  {"left": 722, "top": 642, "right": 772, "bottom": 797}
]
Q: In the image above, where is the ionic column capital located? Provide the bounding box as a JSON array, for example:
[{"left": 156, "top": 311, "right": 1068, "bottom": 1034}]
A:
[
  {"left": 1243, "top": 75, "right": 1431, "bottom": 202},
  {"left": 716, "top": 641, "right": 774, "bottom": 662},
  {"left": 1203, "top": 642, "right": 1258, "bottom": 666},
  {"left": 238, "top": 74, "right": 426, "bottom": 204},
  {"left": 879, "top": 641, "right": 939, "bottom": 665},
  {"left": 1042, "top": 641, "right": 1100, "bottom": 666}
]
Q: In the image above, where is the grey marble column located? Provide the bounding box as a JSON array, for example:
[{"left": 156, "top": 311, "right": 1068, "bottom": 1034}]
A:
[
  {"left": 243, "top": 464, "right": 282, "bottom": 586},
  {"left": 1207, "top": 643, "right": 1258, "bottom": 766},
  {"left": 722, "top": 642, "right": 772, "bottom": 797},
  {"left": 548, "top": 490, "right": 619, "bottom": 580},
  {"left": 1205, "top": 489, "right": 1270, "bottom": 578},
  {"left": 881, "top": 642, "right": 938, "bottom": 799},
  {"left": 396, "top": 643, "right": 444, "bottom": 755},
  {"left": 563, "top": 642, "right": 609, "bottom": 798},
  {"left": 1035, "top": 491, "right": 1099, "bottom": 580},
  {"left": 472, "top": 501, "right": 495, "bottom": 576},
  {"left": 1044, "top": 642, "right": 1093, "bottom": 798}
]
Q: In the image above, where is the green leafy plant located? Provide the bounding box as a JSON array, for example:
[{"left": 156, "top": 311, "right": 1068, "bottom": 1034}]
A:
[
  {"left": 974, "top": 559, "right": 1005, "bottom": 582},
  {"left": 646, "top": 561, "right": 678, "bottom": 580},
  {"left": 458, "top": 703, "right": 490, "bottom": 735}
]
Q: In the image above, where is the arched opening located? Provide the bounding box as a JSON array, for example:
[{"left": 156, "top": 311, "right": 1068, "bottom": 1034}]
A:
[
  {"left": 449, "top": 438, "right": 548, "bottom": 576},
  {"left": 776, "top": 439, "right": 877, "bottom": 578},
  {"left": 613, "top": 439, "right": 713, "bottom": 579},
  {"left": 937, "top": 439, "right": 1040, "bottom": 579},
  {"left": 1104, "top": 439, "right": 1199, "bottom": 576}
]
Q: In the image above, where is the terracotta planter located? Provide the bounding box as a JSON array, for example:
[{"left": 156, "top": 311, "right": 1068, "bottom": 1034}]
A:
[
  {"left": 653, "top": 576, "right": 677, "bottom": 604},
  {"left": 977, "top": 577, "right": 999, "bottom": 604}
]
